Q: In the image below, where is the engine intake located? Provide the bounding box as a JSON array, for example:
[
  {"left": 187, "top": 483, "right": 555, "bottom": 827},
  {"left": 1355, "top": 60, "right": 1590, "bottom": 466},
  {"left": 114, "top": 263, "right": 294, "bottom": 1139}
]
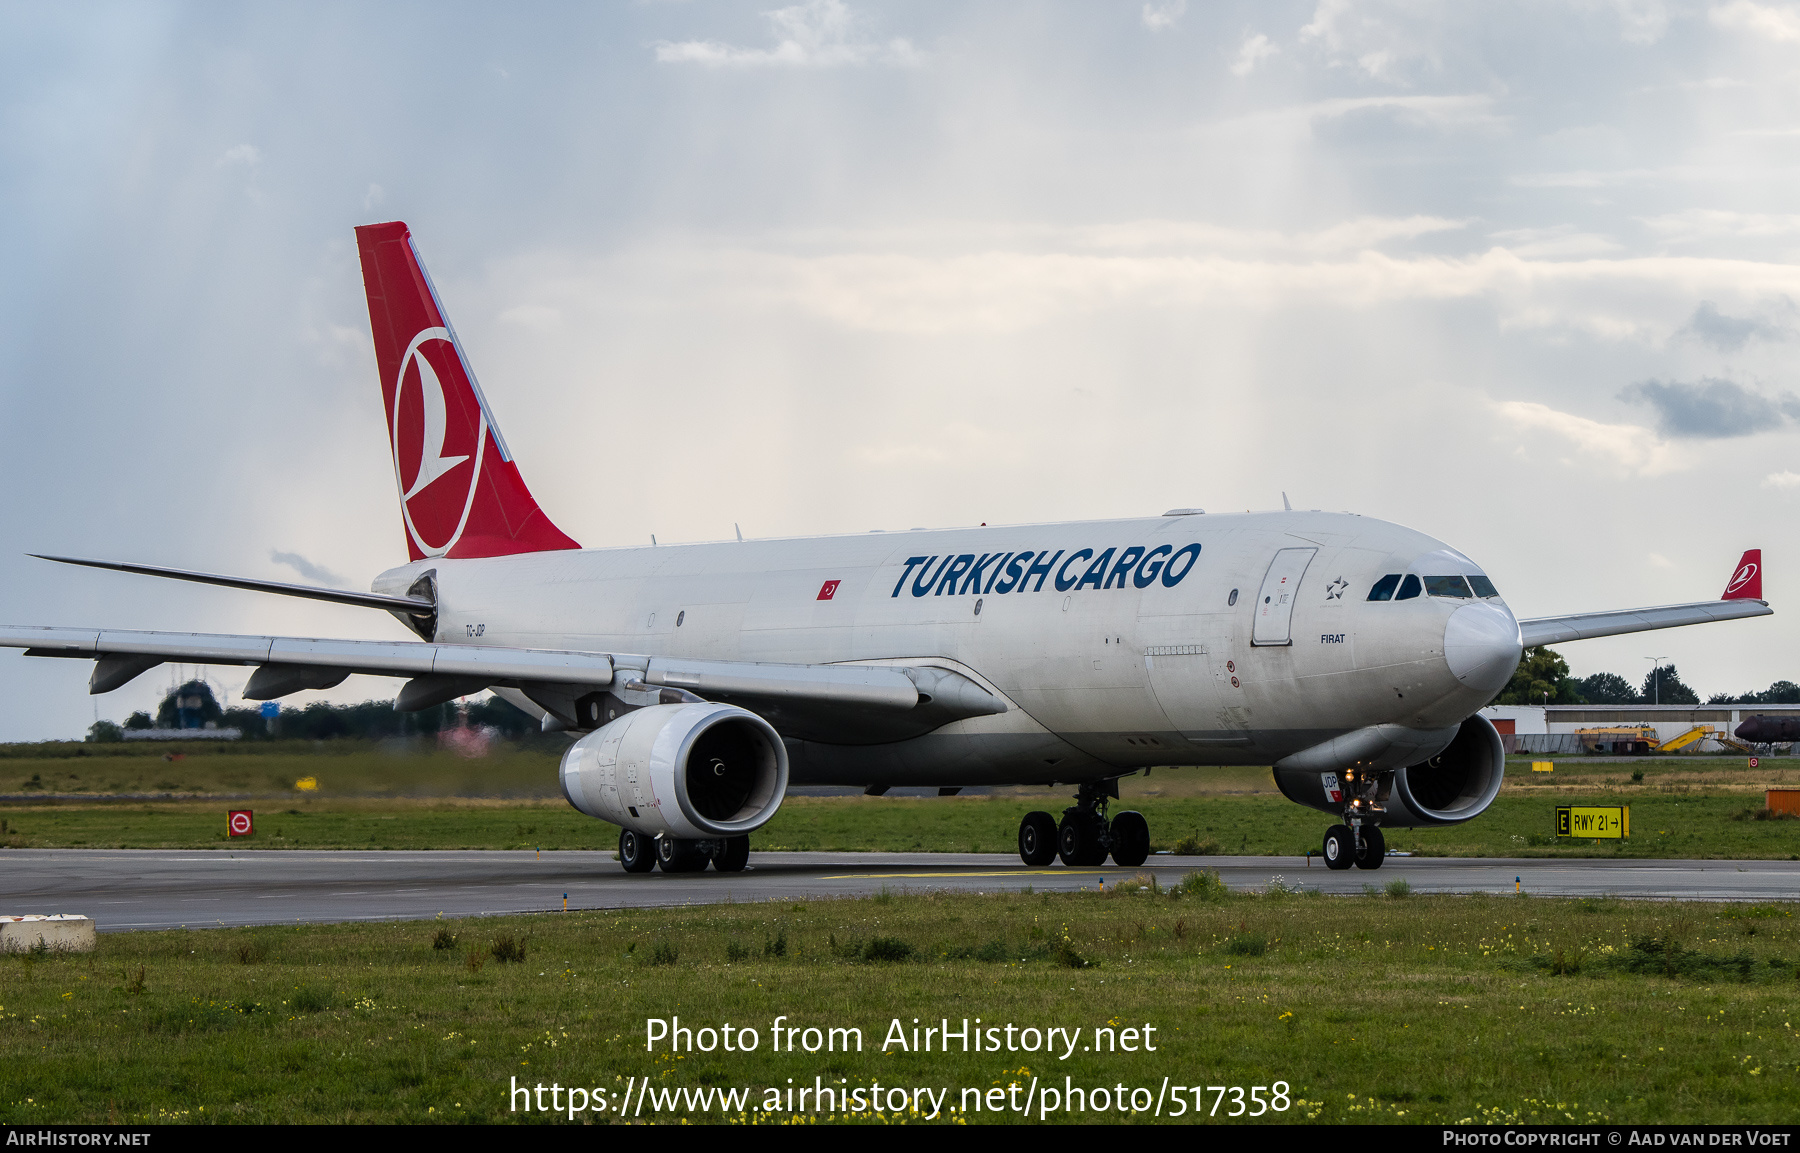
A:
[
  {"left": 559, "top": 702, "right": 788, "bottom": 838},
  {"left": 1384, "top": 713, "right": 1506, "bottom": 826}
]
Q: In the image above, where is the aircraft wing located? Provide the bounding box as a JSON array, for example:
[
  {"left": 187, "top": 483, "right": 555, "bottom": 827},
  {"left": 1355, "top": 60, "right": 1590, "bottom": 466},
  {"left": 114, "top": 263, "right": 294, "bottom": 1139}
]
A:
[
  {"left": 1517, "top": 597, "right": 1771, "bottom": 647},
  {"left": 0, "top": 625, "right": 997, "bottom": 741}
]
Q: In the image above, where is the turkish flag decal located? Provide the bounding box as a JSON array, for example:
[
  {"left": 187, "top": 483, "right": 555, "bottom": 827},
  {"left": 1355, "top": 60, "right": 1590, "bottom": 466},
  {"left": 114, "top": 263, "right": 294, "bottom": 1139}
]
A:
[{"left": 817, "top": 580, "right": 841, "bottom": 601}]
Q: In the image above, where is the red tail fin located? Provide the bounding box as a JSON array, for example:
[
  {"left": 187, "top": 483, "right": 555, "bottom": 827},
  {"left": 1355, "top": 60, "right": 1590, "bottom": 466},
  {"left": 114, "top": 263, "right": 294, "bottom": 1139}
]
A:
[
  {"left": 1722, "top": 549, "right": 1762, "bottom": 600},
  {"left": 355, "top": 222, "right": 579, "bottom": 561}
]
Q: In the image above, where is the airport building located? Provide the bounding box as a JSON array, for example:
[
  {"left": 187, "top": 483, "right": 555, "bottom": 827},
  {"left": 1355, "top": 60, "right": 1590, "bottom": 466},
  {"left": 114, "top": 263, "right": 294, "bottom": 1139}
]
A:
[{"left": 1480, "top": 704, "right": 1800, "bottom": 754}]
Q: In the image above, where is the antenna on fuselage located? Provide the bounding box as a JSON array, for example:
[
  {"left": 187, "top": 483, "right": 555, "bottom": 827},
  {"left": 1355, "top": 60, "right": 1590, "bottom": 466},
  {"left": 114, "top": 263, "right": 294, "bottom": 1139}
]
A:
[
  {"left": 1282, "top": 492, "right": 1292, "bottom": 511},
  {"left": 735, "top": 523, "right": 744, "bottom": 542}
]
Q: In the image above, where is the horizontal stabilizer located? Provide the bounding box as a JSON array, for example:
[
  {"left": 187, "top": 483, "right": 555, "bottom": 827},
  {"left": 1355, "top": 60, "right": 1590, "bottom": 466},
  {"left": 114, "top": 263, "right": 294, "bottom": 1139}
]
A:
[
  {"left": 32, "top": 555, "right": 432, "bottom": 614},
  {"left": 4, "top": 625, "right": 616, "bottom": 695}
]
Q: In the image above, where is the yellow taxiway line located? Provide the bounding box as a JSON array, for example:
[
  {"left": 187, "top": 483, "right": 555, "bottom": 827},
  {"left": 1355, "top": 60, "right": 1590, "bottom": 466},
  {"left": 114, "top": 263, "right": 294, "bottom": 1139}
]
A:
[{"left": 821, "top": 869, "right": 1144, "bottom": 879}]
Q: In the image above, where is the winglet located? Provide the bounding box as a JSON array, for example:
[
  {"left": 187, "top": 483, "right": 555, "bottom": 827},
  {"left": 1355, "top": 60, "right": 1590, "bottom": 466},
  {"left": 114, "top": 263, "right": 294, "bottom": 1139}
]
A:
[{"left": 1723, "top": 549, "right": 1763, "bottom": 600}]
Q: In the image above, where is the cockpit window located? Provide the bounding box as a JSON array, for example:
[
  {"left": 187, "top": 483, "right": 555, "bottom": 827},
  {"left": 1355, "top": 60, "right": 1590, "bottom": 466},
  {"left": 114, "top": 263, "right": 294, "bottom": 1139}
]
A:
[
  {"left": 1395, "top": 574, "right": 1422, "bottom": 600},
  {"left": 1468, "top": 574, "right": 1499, "bottom": 598},
  {"left": 1367, "top": 574, "right": 1401, "bottom": 601},
  {"left": 1424, "top": 575, "right": 1473, "bottom": 598}
]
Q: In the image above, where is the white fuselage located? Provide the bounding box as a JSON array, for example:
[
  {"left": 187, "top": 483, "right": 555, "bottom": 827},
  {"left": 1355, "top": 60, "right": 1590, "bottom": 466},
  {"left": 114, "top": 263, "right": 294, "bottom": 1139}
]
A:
[{"left": 374, "top": 510, "right": 1521, "bottom": 787}]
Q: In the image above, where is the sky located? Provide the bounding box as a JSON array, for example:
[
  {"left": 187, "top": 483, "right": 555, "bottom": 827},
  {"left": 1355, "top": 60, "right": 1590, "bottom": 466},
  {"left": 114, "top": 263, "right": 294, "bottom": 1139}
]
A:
[{"left": 4, "top": 0, "right": 1800, "bottom": 739}]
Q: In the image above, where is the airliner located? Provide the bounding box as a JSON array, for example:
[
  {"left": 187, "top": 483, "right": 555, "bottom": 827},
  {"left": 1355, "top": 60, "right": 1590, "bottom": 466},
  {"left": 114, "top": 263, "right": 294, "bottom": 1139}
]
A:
[{"left": 3, "top": 222, "right": 1772, "bottom": 874}]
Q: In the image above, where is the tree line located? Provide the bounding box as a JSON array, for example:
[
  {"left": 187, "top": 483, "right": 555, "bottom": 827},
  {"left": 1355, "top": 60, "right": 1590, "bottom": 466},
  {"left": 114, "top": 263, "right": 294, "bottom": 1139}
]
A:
[
  {"left": 1496, "top": 648, "right": 1800, "bottom": 707},
  {"left": 86, "top": 680, "right": 539, "bottom": 742}
]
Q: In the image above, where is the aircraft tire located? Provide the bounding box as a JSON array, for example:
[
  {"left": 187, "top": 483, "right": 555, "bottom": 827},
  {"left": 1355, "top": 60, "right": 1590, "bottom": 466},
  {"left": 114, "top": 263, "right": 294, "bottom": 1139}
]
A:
[
  {"left": 1322, "top": 825, "right": 1355, "bottom": 871},
  {"left": 1019, "top": 811, "right": 1058, "bottom": 866},
  {"left": 1353, "top": 825, "right": 1385, "bottom": 870},
  {"left": 1058, "top": 815, "right": 1107, "bottom": 867},
  {"left": 713, "top": 835, "right": 751, "bottom": 873},
  {"left": 619, "top": 829, "right": 656, "bottom": 873},
  {"left": 657, "top": 835, "right": 708, "bottom": 873},
  {"left": 1109, "top": 811, "right": 1150, "bottom": 867}
]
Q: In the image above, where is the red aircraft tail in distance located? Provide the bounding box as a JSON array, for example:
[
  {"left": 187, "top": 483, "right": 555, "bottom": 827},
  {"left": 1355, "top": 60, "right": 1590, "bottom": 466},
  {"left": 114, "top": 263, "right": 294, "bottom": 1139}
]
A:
[
  {"left": 1722, "top": 549, "right": 1763, "bottom": 600},
  {"left": 355, "top": 221, "right": 579, "bottom": 563}
]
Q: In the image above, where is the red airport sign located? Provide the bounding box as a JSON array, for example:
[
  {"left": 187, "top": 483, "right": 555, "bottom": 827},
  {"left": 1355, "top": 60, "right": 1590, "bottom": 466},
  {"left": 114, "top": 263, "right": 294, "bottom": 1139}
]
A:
[{"left": 228, "top": 810, "right": 254, "bottom": 838}]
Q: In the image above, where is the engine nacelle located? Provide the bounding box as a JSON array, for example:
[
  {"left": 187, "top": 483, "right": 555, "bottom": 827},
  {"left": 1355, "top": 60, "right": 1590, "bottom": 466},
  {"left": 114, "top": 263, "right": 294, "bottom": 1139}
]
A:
[
  {"left": 1272, "top": 714, "right": 1505, "bottom": 827},
  {"left": 1384, "top": 714, "right": 1506, "bottom": 827},
  {"left": 558, "top": 702, "right": 788, "bottom": 839}
]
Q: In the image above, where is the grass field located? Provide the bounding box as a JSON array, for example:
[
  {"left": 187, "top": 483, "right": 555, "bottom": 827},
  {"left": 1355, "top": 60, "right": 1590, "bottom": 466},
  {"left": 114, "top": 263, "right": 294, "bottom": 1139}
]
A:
[
  {"left": 3, "top": 788, "right": 1797, "bottom": 858},
  {"left": 2, "top": 885, "right": 1796, "bottom": 1124},
  {"left": 3, "top": 746, "right": 1797, "bottom": 858},
  {"left": 0, "top": 742, "right": 564, "bottom": 799}
]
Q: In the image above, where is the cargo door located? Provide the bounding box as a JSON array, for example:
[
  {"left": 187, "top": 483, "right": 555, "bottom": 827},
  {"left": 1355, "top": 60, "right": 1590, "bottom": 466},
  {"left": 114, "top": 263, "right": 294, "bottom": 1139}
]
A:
[{"left": 1251, "top": 548, "right": 1316, "bottom": 647}]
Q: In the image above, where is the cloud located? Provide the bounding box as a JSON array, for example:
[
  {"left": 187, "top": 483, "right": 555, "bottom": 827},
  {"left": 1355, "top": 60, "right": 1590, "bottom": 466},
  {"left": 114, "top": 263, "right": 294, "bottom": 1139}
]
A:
[
  {"left": 499, "top": 304, "right": 563, "bottom": 331},
  {"left": 216, "top": 144, "right": 261, "bottom": 167},
  {"left": 1142, "top": 1, "right": 1186, "bottom": 32},
  {"left": 1299, "top": 0, "right": 1446, "bottom": 84},
  {"left": 1281, "top": 93, "right": 1503, "bottom": 130},
  {"left": 270, "top": 549, "right": 347, "bottom": 587},
  {"left": 1680, "top": 300, "right": 1795, "bottom": 350},
  {"left": 1612, "top": 0, "right": 1673, "bottom": 44},
  {"left": 655, "top": 0, "right": 922, "bottom": 68},
  {"left": 1762, "top": 470, "right": 1800, "bottom": 488},
  {"left": 1617, "top": 377, "right": 1800, "bottom": 438},
  {"left": 505, "top": 223, "right": 1800, "bottom": 337},
  {"left": 1493, "top": 401, "right": 1690, "bottom": 476},
  {"left": 1230, "top": 33, "right": 1279, "bottom": 75},
  {"left": 1510, "top": 167, "right": 1676, "bottom": 189},
  {"left": 1639, "top": 209, "right": 1800, "bottom": 243},
  {"left": 1710, "top": 1, "right": 1800, "bottom": 42},
  {"left": 1485, "top": 225, "right": 1623, "bottom": 259}
]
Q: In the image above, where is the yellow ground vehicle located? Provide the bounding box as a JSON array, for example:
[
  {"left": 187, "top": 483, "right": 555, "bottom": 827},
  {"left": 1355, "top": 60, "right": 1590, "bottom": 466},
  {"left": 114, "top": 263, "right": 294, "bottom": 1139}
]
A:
[
  {"left": 1575, "top": 724, "right": 1743, "bottom": 754},
  {"left": 1576, "top": 726, "right": 1659, "bottom": 754}
]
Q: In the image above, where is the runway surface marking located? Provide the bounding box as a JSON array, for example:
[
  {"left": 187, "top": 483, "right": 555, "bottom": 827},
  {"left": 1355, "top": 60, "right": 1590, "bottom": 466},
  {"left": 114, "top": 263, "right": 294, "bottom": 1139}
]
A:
[{"left": 4, "top": 849, "right": 1795, "bottom": 933}]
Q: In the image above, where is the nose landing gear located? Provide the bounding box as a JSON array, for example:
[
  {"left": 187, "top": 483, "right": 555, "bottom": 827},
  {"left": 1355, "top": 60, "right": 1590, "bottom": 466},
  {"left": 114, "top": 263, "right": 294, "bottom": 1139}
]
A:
[
  {"left": 1016, "top": 778, "right": 1151, "bottom": 868},
  {"left": 1321, "top": 822, "right": 1386, "bottom": 870},
  {"left": 1321, "top": 768, "right": 1388, "bottom": 871}
]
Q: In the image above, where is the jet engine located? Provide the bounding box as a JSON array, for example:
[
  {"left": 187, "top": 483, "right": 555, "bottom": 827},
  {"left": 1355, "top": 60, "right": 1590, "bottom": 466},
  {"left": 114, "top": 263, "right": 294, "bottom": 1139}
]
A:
[
  {"left": 1383, "top": 713, "right": 1506, "bottom": 826},
  {"left": 558, "top": 702, "right": 789, "bottom": 838},
  {"left": 1272, "top": 713, "right": 1505, "bottom": 827}
]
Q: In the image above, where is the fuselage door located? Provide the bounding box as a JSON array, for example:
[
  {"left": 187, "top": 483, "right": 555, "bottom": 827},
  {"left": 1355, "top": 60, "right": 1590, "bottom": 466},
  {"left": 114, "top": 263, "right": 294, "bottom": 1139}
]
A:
[{"left": 1251, "top": 548, "right": 1316, "bottom": 647}]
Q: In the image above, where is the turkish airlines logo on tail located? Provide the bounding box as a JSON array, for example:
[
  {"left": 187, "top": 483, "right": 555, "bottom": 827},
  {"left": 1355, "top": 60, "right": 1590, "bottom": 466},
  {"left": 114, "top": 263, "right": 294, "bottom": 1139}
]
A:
[
  {"left": 1722, "top": 549, "right": 1763, "bottom": 600},
  {"left": 392, "top": 327, "right": 486, "bottom": 557}
]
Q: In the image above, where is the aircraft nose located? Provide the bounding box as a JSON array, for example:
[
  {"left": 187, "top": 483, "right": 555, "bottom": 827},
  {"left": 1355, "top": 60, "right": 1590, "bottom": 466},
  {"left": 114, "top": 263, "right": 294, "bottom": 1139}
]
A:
[{"left": 1443, "top": 601, "right": 1522, "bottom": 697}]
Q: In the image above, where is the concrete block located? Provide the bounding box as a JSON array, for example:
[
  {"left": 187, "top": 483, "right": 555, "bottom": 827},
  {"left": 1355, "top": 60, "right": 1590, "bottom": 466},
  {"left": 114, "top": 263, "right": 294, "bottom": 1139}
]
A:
[{"left": 1, "top": 915, "right": 96, "bottom": 953}]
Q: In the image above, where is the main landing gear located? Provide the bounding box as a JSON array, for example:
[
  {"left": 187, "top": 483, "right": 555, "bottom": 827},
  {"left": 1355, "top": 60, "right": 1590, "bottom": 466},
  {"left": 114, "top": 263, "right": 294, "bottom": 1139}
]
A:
[
  {"left": 619, "top": 829, "right": 750, "bottom": 874},
  {"left": 1321, "top": 768, "right": 1386, "bottom": 871},
  {"left": 1017, "top": 779, "right": 1151, "bottom": 868}
]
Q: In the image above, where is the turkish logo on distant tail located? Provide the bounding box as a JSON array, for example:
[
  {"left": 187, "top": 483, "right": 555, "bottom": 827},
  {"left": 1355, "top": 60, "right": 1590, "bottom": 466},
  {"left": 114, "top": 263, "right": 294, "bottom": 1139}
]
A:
[
  {"left": 392, "top": 327, "right": 486, "bottom": 557},
  {"left": 1722, "top": 549, "right": 1763, "bottom": 600}
]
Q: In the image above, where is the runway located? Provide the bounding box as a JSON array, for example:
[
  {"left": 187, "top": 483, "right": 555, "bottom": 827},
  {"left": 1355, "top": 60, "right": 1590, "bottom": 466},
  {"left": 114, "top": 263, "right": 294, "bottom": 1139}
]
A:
[{"left": 1, "top": 849, "right": 1795, "bottom": 931}]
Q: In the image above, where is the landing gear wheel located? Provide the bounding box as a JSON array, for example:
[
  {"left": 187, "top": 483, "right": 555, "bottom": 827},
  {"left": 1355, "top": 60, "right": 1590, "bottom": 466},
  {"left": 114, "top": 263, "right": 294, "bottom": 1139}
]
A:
[
  {"left": 1353, "top": 825, "right": 1386, "bottom": 870},
  {"left": 619, "top": 828, "right": 656, "bottom": 873},
  {"left": 1058, "top": 815, "right": 1108, "bottom": 867},
  {"left": 1322, "top": 824, "right": 1354, "bottom": 871},
  {"left": 712, "top": 835, "right": 750, "bottom": 873},
  {"left": 656, "top": 835, "right": 708, "bottom": 873},
  {"left": 1109, "top": 811, "right": 1150, "bottom": 867},
  {"left": 1019, "top": 811, "right": 1058, "bottom": 866}
]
